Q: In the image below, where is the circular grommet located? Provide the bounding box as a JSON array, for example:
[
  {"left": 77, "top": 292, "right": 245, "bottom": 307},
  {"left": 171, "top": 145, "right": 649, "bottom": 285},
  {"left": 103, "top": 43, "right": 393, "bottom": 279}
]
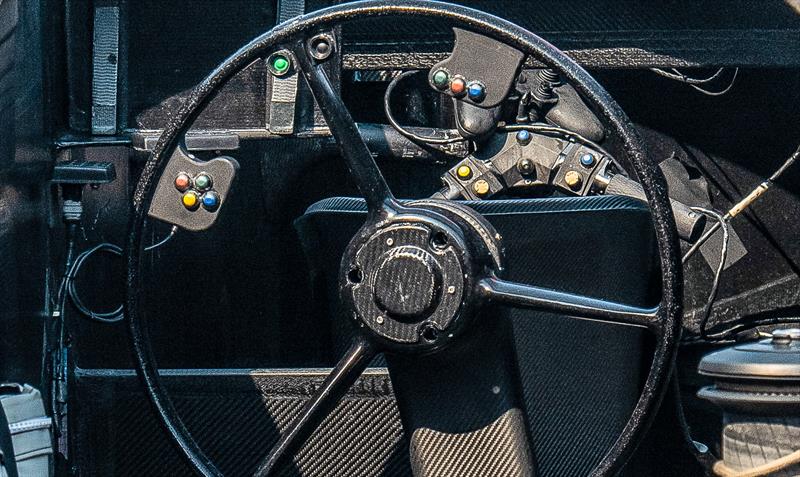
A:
[{"left": 308, "top": 33, "right": 335, "bottom": 61}]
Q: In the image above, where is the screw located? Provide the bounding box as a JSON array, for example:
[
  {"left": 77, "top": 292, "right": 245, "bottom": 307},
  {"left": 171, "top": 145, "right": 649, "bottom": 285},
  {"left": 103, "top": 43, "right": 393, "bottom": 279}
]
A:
[{"left": 376, "top": 316, "right": 385, "bottom": 325}]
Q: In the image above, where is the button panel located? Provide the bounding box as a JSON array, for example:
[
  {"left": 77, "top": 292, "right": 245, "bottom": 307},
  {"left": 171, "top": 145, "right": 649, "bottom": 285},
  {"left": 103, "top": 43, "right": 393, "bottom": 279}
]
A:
[{"left": 148, "top": 147, "right": 239, "bottom": 231}]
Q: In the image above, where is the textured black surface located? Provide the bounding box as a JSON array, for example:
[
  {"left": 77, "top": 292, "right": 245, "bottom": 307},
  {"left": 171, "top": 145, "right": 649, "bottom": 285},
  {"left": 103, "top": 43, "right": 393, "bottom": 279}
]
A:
[
  {"left": 63, "top": 0, "right": 800, "bottom": 130},
  {"left": 73, "top": 368, "right": 410, "bottom": 477},
  {"left": 296, "top": 195, "right": 658, "bottom": 477}
]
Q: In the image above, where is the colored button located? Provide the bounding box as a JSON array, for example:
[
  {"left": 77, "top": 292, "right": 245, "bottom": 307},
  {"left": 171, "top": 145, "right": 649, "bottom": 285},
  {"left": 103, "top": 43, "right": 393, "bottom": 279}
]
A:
[
  {"left": 194, "top": 174, "right": 212, "bottom": 190},
  {"left": 450, "top": 77, "right": 466, "bottom": 96},
  {"left": 202, "top": 191, "right": 220, "bottom": 211},
  {"left": 182, "top": 191, "right": 200, "bottom": 210},
  {"left": 174, "top": 173, "right": 191, "bottom": 191},
  {"left": 467, "top": 81, "right": 485, "bottom": 102},
  {"left": 432, "top": 70, "right": 449, "bottom": 89},
  {"left": 564, "top": 170, "right": 583, "bottom": 191},
  {"left": 516, "top": 130, "right": 532, "bottom": 145},
  {"left": 473, "top": 179, "right": 490, "bottom": 196},
  {"left": 580, "top": 153, "right": 596, "bottom": 168},
  {"left": 456, "top": 165, "right": 472, "bottom": 180},
  {"left": 271, "top": 54, "right": 290, "bottom": 75}
]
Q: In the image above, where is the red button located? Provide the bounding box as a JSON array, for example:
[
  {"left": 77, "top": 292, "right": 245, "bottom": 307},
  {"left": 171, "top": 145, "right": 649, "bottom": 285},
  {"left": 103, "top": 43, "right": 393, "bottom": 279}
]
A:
[
  {"left": 174, "top": 173, "right": 191, "bottom": 191},
  {"left": 450, "top": 77, "right": 466, "bottom": 96}
]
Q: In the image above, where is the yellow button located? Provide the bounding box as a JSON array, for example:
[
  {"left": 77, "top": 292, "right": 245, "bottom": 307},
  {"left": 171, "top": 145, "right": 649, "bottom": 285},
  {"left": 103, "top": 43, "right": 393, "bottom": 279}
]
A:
[
  {"left": 182, "top": 191, "right": 199, "bottom": 209},
  {"left": 564, "top": 170, "right": 583, "bottom": 190},
  {"left": 456, "top": 165, "right": 472, "bottom": 179},
  {"left": 473, "top": 179, "right": 490, "bottom": 196}
]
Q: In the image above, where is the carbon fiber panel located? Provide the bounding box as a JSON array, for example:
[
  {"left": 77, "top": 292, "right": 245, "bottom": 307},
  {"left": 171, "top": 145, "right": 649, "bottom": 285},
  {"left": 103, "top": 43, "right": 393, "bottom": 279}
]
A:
[{"left": 73, "top": 368, "right": 410, "bottom": 477}]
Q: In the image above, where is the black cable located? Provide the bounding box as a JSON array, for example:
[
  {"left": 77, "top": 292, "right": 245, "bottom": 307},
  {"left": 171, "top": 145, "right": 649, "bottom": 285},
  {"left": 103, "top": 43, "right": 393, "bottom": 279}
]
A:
[
  {"left": 55, "top": 226, "right": 178, "bottom": 325},
  {"left": 384, "top": 70, "right": 467, "bottom": 145},
  {"left": 65, "top": 243, "right": 125, "bottom": 323}
]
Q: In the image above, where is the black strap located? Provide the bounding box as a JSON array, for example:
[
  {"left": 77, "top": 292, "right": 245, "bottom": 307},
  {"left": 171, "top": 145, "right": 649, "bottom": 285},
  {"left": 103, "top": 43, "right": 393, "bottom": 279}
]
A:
[{"left": 0, "top": 398, "right": 19, "bottom": 477}]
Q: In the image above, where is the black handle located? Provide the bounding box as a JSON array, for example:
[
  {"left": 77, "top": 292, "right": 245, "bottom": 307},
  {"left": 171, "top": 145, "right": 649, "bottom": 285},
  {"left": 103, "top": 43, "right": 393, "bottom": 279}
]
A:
[{"left": 605, "top": 174, "right": 705, "bottom": 242}]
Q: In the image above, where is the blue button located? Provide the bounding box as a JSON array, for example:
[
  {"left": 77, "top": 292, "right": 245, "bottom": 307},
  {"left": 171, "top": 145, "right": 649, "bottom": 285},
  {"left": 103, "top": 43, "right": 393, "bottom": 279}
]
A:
[
  {"left": 516, "top": 130, "right": 531, "bottom": 145},
  {"left": 580, "top": 153, "right": 596, "bottom": 167},
  {"left": 201, "top": 191, "right": 220, "bottom": 210},
  {"left": 467, "top": 82, "right": 485, "bottom": 101}
]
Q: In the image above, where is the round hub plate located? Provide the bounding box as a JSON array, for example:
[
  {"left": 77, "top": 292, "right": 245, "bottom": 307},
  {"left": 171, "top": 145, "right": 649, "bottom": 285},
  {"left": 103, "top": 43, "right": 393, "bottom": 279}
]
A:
[{"left": 344, "top": 223, "right": 466, "bottom": 344}]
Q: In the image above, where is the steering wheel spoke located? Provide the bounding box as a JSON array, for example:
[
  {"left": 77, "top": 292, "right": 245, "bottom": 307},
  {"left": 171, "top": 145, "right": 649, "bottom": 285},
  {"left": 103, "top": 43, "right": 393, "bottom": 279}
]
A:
[
  {"left": 289, "top": 38, "right": 398, "bottom": 219},
  {"left": 478, "top": 276, "right": 661, "bottom": 331},
  {"left": 254, "top": 336, "right": 378, "bottom": 476}
]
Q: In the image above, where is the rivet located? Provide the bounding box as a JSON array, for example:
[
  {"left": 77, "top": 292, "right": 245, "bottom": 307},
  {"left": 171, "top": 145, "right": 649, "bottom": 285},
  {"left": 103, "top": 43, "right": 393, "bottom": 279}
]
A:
[
  {"left": 447, "top": 285, "right": 456, "bottom": 294},
  {"left": 386, "top": 238, "right": 394, "bottom": 246},
  {"left": 376, "top": 316, "right": 385, "bottom": 325}
]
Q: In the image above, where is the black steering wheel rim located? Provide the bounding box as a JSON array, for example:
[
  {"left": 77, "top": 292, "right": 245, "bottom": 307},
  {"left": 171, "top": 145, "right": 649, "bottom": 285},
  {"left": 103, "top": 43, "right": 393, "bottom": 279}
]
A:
[{"left": 126, "top": 1, "right": 683, "bottom": 476}]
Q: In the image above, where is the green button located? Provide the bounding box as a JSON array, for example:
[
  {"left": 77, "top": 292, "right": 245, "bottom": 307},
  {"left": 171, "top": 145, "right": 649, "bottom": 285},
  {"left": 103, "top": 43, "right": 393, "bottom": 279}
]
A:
[
  {"left": 432, "top": 70, "right": 449, "bottom": 89},
  {"left": 273, "top": 56, "right": 289, "bottom": 74},
  {"left": 194, "top": 174, "right": 212, "bottom": 190}
]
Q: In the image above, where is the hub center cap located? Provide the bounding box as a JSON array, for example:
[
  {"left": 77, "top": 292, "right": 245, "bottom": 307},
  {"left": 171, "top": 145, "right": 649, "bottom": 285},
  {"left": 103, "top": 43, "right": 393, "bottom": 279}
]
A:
[
  {"left": 342, "top": 221, "right": 469, "bottom": 346},
  {"left": 373, "top": 246, "right": 441, "bottom": 319}
]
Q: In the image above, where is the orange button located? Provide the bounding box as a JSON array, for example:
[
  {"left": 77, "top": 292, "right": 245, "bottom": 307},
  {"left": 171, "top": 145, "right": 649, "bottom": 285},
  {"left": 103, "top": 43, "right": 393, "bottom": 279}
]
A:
[
  {"left": 450, "top": 77, "right": 466, "bottom": 96},
  {"left": 174, "top": 173, "right": 191, "bottom": 191}
]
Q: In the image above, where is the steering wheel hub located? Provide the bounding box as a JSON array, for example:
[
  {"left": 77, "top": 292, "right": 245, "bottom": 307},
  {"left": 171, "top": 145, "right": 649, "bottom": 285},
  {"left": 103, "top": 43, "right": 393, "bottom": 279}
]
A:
[
  {"left": 373, "top": 245, "right": 441, "bottom": 318},
  {"left": 342, "top": 218, "right": 470, "bottom": 348}
]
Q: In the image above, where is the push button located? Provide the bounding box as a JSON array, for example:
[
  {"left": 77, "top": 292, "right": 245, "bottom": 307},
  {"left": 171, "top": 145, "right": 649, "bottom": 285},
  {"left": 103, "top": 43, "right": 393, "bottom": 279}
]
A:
[
  {"left": 467, "top": 81, "right": 485, "bottom": 102},
  {"left": 174, "top": 173, "right": 191, "bottom": 192},
  {"left": 201, "top": 191, "right": 220, "bottom": 211},
  {"left": 194, "top": 173, "right": 212, "bottom": 191},
  {"left": 432, "top": 70, "right": 449, "bottom": 89},
  {"left": 450, "top": 77, "right": 466, "bottom": 96},
  {"left": 182, "top": 191, "right": 200, "bottom": 210}
]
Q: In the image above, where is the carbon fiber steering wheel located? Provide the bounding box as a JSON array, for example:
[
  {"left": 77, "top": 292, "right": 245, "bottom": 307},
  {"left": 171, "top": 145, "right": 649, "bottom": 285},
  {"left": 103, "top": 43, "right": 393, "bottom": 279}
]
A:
[{"left": 126, "top": 1, "right": 683, "bottom": 475}]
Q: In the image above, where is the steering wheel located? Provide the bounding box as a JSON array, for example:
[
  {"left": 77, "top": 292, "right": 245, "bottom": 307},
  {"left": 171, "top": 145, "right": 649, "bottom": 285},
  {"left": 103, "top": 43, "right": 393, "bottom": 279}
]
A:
[{"left": 126, "top": 1, "right": 683, "bottom": 476}]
